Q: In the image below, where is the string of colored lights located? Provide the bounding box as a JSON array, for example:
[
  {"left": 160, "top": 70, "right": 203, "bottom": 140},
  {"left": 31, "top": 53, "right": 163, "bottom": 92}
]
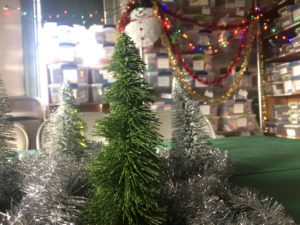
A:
[
  {"left": 169, "top": 27, "right": 244, "bottom": 55},
  {"left": 155, "top": 2, "right": 251, "bottom": 85},
  {"left": 161, "top": 22, "right": 256, "bottom": 104},
  {"left": 153, "top": 0, "right": 256, "bottom": 104}
]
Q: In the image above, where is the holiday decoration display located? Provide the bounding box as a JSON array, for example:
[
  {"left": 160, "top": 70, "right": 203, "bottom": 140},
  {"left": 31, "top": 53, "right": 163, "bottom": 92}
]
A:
[
  {"left": 0, "top": 76, "right": 21, "bottom": 212},
  {"left": 41, "top": 82, "right": 89, "bottom": 157},
  {"left": 1, "top": 83, "right": 91, "bottom": 224},
  {"left": 159, "top": 78, "right": 295, "bottom": 224},
  {"left": 162, "top": 79, "right": 232, "bottom": 224},
  {"left": 86, "top": 32, "right": 165, "bottom": 225},
  {"left": 125, "top": 7, "right": 162, "bottom": 48}
]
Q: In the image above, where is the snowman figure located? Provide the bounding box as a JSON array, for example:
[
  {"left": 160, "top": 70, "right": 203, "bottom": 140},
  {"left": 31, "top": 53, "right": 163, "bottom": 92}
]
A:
[{"left": 125, "top": 7, "right": 162, "bottom": 48}]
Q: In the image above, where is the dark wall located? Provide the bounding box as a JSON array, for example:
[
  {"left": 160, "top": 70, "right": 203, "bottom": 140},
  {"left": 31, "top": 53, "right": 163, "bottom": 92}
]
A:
[{"left": 41, "top": 0, "right": 104, "bottom": 27}]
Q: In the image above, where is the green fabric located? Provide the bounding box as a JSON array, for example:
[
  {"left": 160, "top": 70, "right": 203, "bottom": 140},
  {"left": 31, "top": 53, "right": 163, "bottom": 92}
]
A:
[
  {"left": 212, "top": 136, "right": 300, "bottom": 223},
  {"left": 212, "top": 136, "right": 300, "bottom": 175}
]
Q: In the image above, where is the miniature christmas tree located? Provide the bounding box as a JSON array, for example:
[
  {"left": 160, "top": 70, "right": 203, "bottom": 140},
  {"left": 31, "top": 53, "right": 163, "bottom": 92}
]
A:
[
  {"left": 1, "top": 83, "right": 90, "bottom": 224},
  {"left": 0, "top": 77, "right": 21, "bottom": 212},
  {"left": 42, "top": 82, "right": 88, "bottom": 157},
  {"left": 165, "top": 80, "right": 231, "bottom": 225},
  {"left": 87, "top": 33, "right": 165, "bottom": 225},
  {"left": 164, "top": 79, "right": 294, "bottom": 225}
]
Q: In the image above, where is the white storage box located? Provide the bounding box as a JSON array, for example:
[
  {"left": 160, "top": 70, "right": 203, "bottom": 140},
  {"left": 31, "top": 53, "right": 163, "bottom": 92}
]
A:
[
  {"left": 157, "top": 53, "right": 170, "bottom": 70},
  {"left": 91, "top": 83, "right": 111, "bottom": 102},
  {"left": 291, "top": 76, "right": 300, "bottom": 92},
  {"left": 61, "top": 64, "right": 89, "bottom": 84},
  {"left": 49, "top": 84, "right": 61, "bottom": 104},
  {"left": 90, "top": 69, "right": 107, "bottom": 83},
  {"left": 273, "top": 104, "right": 290, "bottom": 122},
  {"left": 284, "top": 124, "right": 300, "bottom": 138},
  {"left": 219, "top": 100, "right": 253, "bottom": 116},
  {"left": 157, "top": 71, "right": 172, "bottom": 88},
  {"left": 199, "top": 104, "right": 218, "bottom": 116},
  {"left": 72, "top": 84, "right": 89, "bottom": 103},
  {"left": 48, "top": 64, "right": 63, "bottom": 84},
  {"left": 219, "top": 114, "right": 258, "bottom": 132},
  {"left": 144, "top": 52, "right": 157, "bottom": 71},
  {"left": 145, "top": 71, "right": 158, "bottom": 85},
  {"left": 266, "top": 121, "right": 287, "bottom": 136}
]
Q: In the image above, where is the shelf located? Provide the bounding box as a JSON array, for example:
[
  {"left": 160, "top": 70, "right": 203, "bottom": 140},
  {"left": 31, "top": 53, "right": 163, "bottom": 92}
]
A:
[
  {"left": 265, "top": 51, "right": 300, "bottom": 63},
  {"left": 265, "top": 92, "right": 300, "bottom": 97},
  {"left": 263, "top": 21, "right": 300, "bottom": 40},
  {"left": 262, "top": 0, "right": 295, "bottom": 16},
  {"left": 49, "top": 102, "right": 109, "bottom": 112}
]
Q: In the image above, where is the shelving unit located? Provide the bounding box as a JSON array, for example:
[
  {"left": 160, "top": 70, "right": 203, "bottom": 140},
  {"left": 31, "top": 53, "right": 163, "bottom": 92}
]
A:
[
  {"left": 262, "top": 0, "right": 300, "bottom": 139},
  {"left": 153, "top": 0, "right": 260, "bottom": 136}
]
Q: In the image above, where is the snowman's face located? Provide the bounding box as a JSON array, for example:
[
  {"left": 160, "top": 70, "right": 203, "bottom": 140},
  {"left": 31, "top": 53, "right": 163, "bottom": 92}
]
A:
[{"left": 130, "top": 7, "right": 153, "bottom": 20}]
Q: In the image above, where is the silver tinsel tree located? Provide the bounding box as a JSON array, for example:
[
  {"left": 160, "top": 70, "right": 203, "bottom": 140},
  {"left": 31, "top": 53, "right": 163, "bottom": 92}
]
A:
[
  {"left": 163, "top": 78, "right": 295, "bottom": 225},
  {"left": 0, "top": 77, "right": 21, "bottom": 213},
  {"left": 1, "top": 83, "right": 92, "bottom": 225},
  {"left": 163, "top": 79, "right": 231, "bottom": 225}
]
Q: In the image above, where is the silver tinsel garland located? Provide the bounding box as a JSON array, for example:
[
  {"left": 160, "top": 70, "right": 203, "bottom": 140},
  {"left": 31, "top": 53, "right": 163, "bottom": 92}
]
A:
[
  {"left": 0, "top": 153, "right": 89, "bottom": 225},
  {"left": 161, "top": 79, "right": 295, "bottom": 225}
]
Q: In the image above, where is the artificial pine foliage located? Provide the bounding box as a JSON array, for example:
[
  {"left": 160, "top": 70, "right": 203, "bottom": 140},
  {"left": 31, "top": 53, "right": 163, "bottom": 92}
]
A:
[
  {"left": 87, "top": 32, "right": 165, "bottom": 225},
  {"left": 41, "top": 82, "right": 88, "bottom": 157},
  {"left": 0, "top": 77, "right": 21, "bottom": 211}
]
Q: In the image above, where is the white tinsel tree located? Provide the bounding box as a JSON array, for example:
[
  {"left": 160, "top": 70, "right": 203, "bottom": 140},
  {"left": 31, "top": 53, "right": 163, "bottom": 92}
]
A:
[
  {"left": 163, "top": 79, "right": 295, "bottom": 225},
  {"left": 1, "top": 83, "right": 91, "bottom": 225},
  {"left": 41, "top": 82, "right": 89, "bottom": 157}
]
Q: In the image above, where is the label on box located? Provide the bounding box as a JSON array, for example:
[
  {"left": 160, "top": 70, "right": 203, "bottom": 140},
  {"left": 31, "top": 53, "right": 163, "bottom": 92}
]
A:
[
  {"left": 237, "top": 118, "right": 247, "bottom": 127},
  {"left": 204, "top": 90, "right": 213, "bottom": 98},
  {"left": 63, "top": 69, "right": 77, "bottom": 83},
  {"left": 284, "top": 80, "right": 293, "bottom": 93},
  {"left": 238, "top": 89, "right": 248, "bottom": 99},
  {"left": 202, "top": 6, "right": 210, "bottom": 15},
  {"left": 287, "top": 129, "right": 296, "bottom": 137},
  {"left": 293, "top": 8, "right": 300, "bottom": 22},
  {"left": 161, "top": 93, "right": 172, "bottom": 99},
  {"left": 293, "top": 65, "right": 300, "bottom": 76},
  {"left": 157, "top": 58, "right": 170, "bottom": 69},
  {"left": 196, "top": 80, "right": 208, "bottom": 88},
  {"left": 234, "top": 103, "right": 244, "bottom": 114},
  {"left": 193, "top": 60, "right": 204, "bottom": 71},
  {"left": 236, "top": 8, "right": 245, "bottom": 16},
  {"left": 294, "top": 80, "right": 300, "bottom": 90},
  {"left": 158, "top": 76, "right": 170, "bottom": 87},
  {"left": 280, "top": 67, "right": 288, "bottom": 75},
  {"left": 199, "top": 105, "right": 210, "bottom": 115}
]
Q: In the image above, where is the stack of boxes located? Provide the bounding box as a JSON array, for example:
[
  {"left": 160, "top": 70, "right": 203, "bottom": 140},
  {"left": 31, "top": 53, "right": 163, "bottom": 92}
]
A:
[
  {"left": 266, "top": 60, "right": 300, "bottom": 96},
  {"left": 267, "top": 102, "right": 300, "bottom": 138},
  {"left": 144, "top": 48, "right": 173, "bottom": 111},
  {"left": 44, "top": 23, "right": 117, "bottom": 105}
]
